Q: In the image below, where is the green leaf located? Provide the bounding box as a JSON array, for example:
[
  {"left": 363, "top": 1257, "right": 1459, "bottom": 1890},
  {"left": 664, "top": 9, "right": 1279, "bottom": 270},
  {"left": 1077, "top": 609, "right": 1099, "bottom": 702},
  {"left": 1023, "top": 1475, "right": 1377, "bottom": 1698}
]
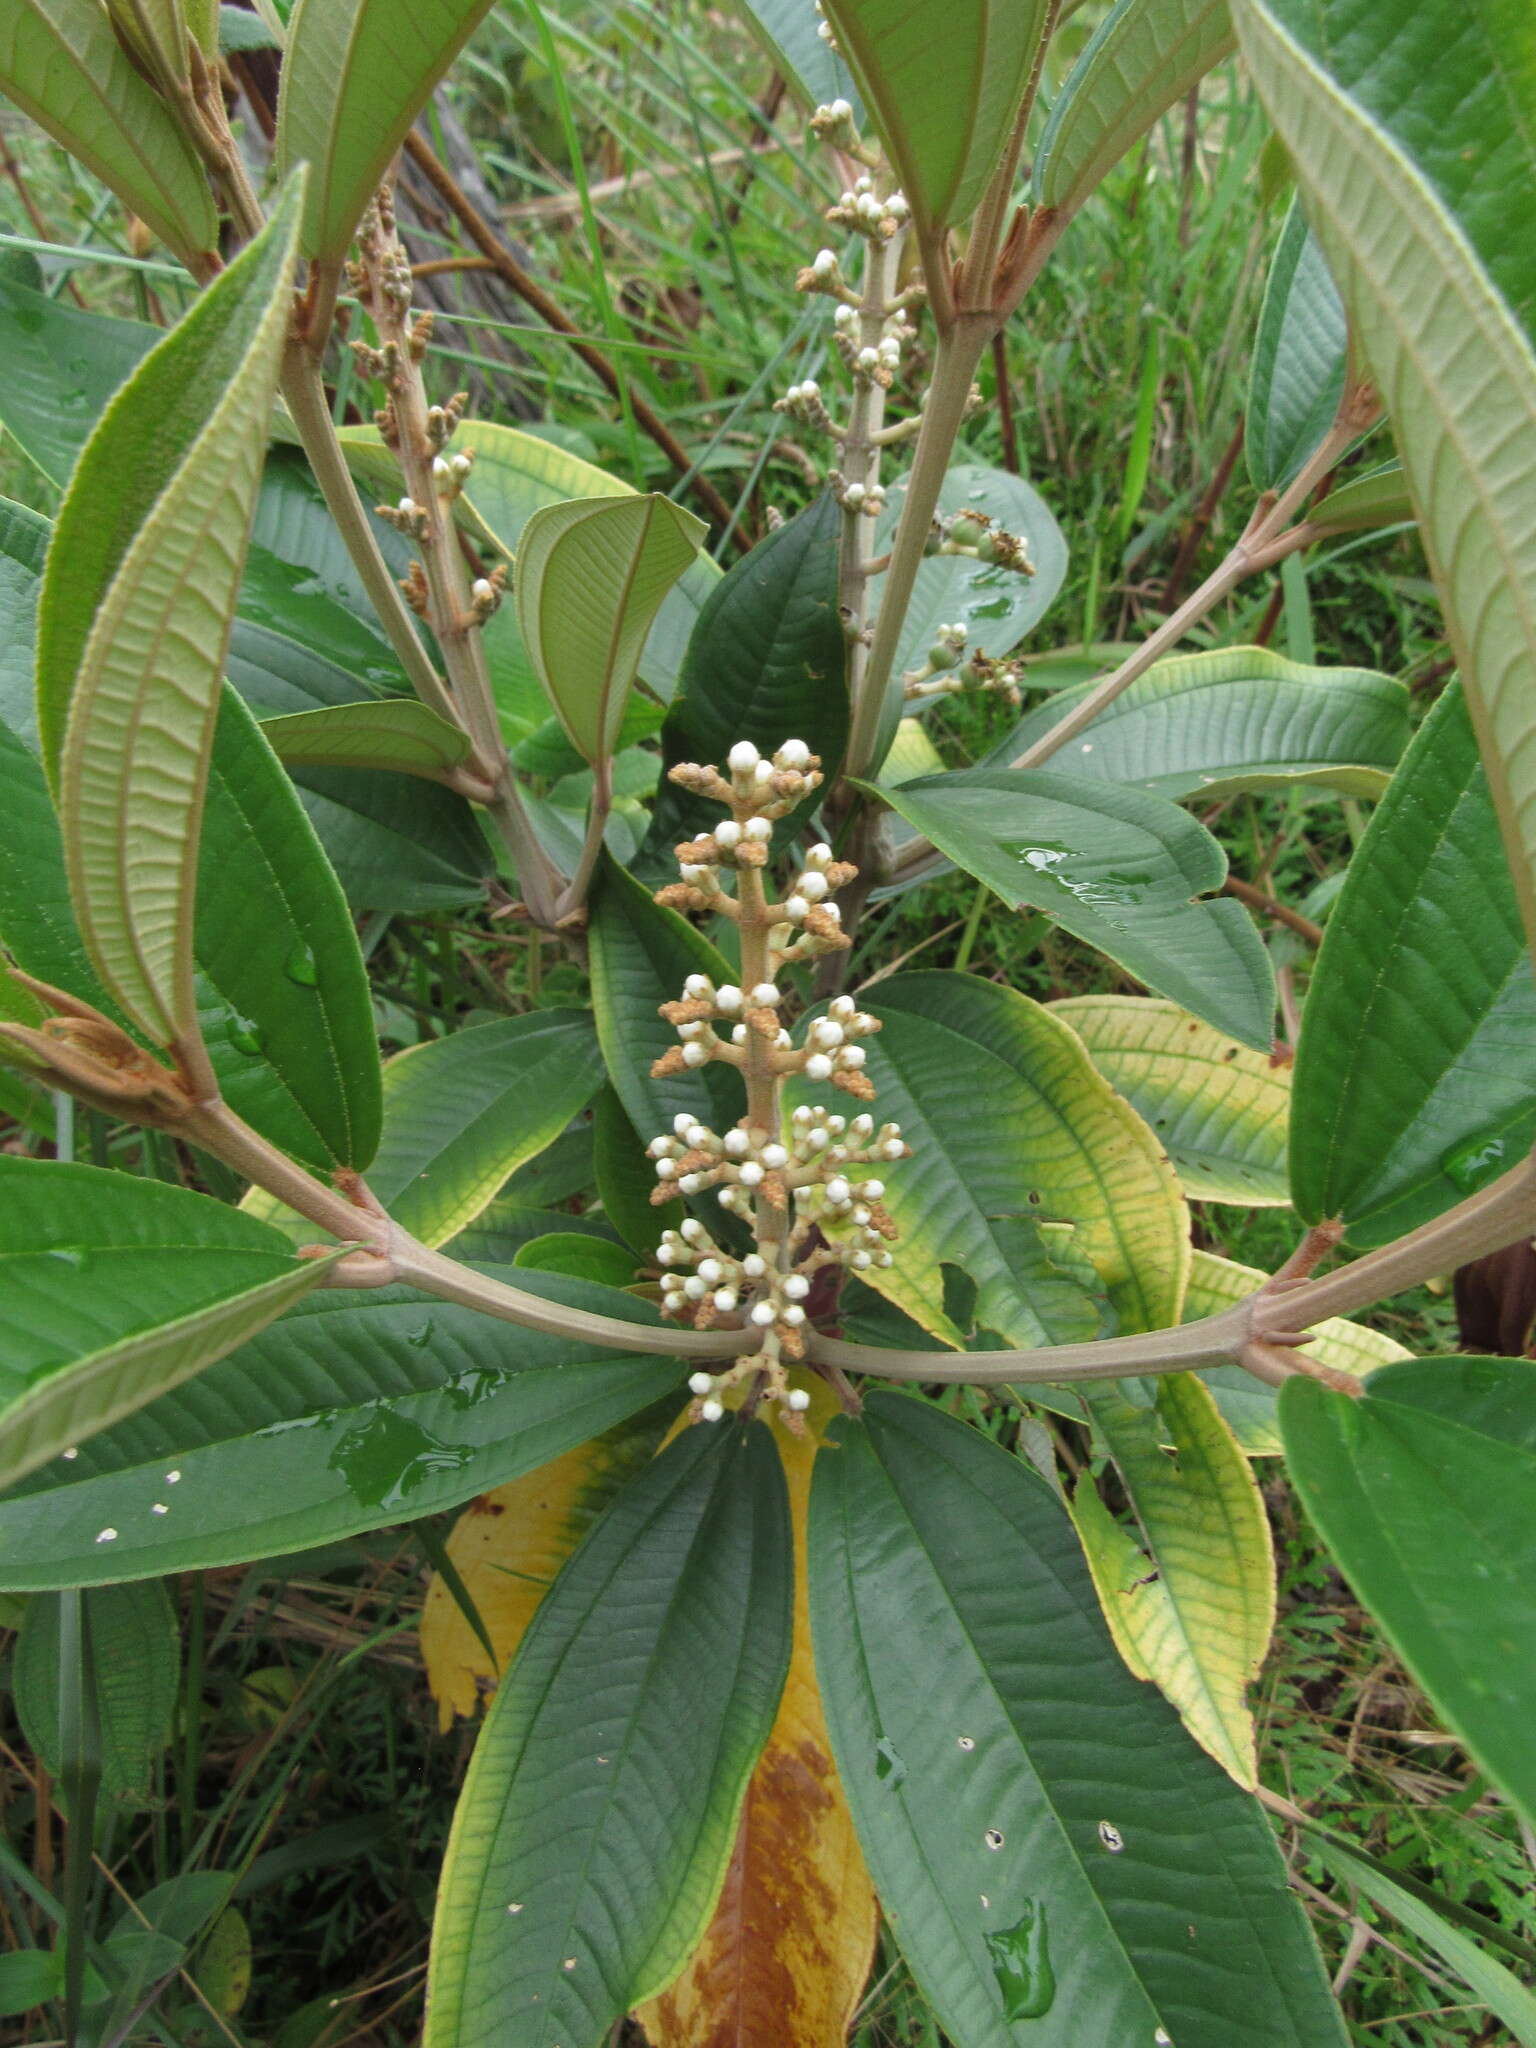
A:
[
  {"left": 1311, "top": 459, "right": 1412, "bottom": 536},
  {"left": 1053, "top": 994, "right": 1292, "bottom": 1206},
  {"left": 868, "top": 769, "right": 1277, "bottom": 1047},
  {"left": 830, "top": 973, "right": 1188, "bottom": 1347},
  {"left": 809, "top": 1392, "right": 1347, "bottom": 2047},
  {"left": 736, "top": 0, "right": 862, "bottom": 112},
  {"left": 0, "top": 283, "right": 154, "bottom": 489},
  {"left": 219, "top": 4, "right": 282, "bottom": 51},
  {"left": 0, "top": 1948, "right": 60, "bottom": 2018},
  {"left": 1072, "top": 1374, "right": 1274, "bottom": 1786},
  {"left": 593, "top": 1082, "right": 678, "bottom": 1256},
  {"left": 0, "top": 1157, "right": 338, "bottom": 1489},
  {"left": 514, "top": 494, "right": 705, "bottom": 768},
  {"left": 1180, "top": 1249, "right": 1409, "bottom": 1456},
  {"left": 0, "top": 0, "right": 218, "bottom": 267},
  {"left": 819, "top": 0, "right": 1051, "bottom": 240},
  {"left": 1281, "top": 1357, "right": 1536, "bottom": 1830},
  {"left": 647, "top": 492, "right": 848, "bottom": 859},
  {"left": 1034, "top": 0, "right": 1235, "bottom": 224},
  {"left": 425, "top": 1419, "right": 792, "bottom": 2048},
  {"left": 15, "top": 1580, "right": 179, "bottom": 1805},
  {"left": 1247, "top": 198, "right": 1348, "bottom": 492},
  {"left": 875, "top": 464, "right": 1067, "bottom": 725},
  {"left": 247, "top": 1011, "right": 605, "bottom": 1249},
  {"left": 0, "top": 1274, "right": 683, "bottom": 1588},
  {"left": 276, "top": 0, "right": 495, "bottom": 260},
  {"left": 342, "top": 419, "right": 720, "bottom": 736},
  {"left": 588, "top": 855, "right": 741, "bottom": 1144},
  {"left": 38, "top": 188, "right": 303, "bottom": 1055},
  {"left": 997, "top": 646, "right": 1409, "bottom": 804},
  {"left": 1308, "top": 1834, "right": 1536, "bottom": 2046},
  {"left": 513, "top": 1232, "right": 638, "bottom": 1288},
  {"left": 1290, "top": 683, "right": 1536, "bottom": 1243},
  {"left": 286, "top": 764, "right": 492, "bottom": 916},
  {"left": 1232, "top": 0, "right": 1536, "bottom": 953},
  {"left": 260, "top": 699, "right": 473, "bottom": 781}
]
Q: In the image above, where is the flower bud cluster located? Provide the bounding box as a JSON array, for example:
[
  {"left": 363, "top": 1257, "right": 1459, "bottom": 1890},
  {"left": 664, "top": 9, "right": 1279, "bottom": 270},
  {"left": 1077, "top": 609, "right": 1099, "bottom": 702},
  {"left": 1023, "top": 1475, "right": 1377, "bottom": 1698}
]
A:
[
  {"left": 831, "top": 303, "right": 913, "bottom": 389},
  {"left": 808, "top": 97, "right": 857, "bottom": 147},
  {"left": 828, "top": 174, "right": 910, "bottom": 242},
  {"left": 775, "top": 378, "right": 838, "bottom": 435},
  {"left": 926, "top": 509, "right": 1037, "bottom": 576}
]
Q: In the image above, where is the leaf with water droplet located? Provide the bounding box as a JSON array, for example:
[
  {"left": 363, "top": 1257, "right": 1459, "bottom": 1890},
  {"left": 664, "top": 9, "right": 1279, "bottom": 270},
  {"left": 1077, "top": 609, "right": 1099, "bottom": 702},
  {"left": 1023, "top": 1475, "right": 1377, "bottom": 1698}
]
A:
[
  {"left": 986, "top": 1900, "right": 1056, "bottom": 2021},
  {"left": 326, "top": 1408, "right": 472, "bottom": 1510}
]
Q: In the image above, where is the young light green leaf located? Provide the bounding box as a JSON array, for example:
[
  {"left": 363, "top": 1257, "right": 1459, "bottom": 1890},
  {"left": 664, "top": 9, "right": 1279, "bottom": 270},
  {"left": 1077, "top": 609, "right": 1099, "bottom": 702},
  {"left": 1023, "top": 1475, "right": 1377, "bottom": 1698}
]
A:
[
  {"left": 0, "top": 0, "right": 218, "bottom": 269},
  {"left": 1309, "top": 1834, "right": 1536, "bottom": 2046},
  {"left": 260, "top": 699, "right": 474, "bottom": 783},
  {"left": 276, "top": 0, "right": 496, "bottom": 261},
  {"left": 425, "top": 1421, "right": 792, "bottom": 2048},
  {"left": 40, "top": 186, "right": 304, "bottom": 1060},
  {"left": 809, "top": 1393, "right": 1347, "bottom": 2047},
  {"left": 1182, "top": 1249, "right": 1409, "bottom": 1456},
  {"left": 1281, "top": 1358, "right": 1536, "bottom": 1830},
  {"left": 1290, "top": 684, "right": 1536, "bottom": 1244},
  {"left": 0, "top": 1278, "right": 683, "bottom": 1589},
  {"left": 0, "top": 1156, "right": 339, "bottom": 1490},
  {"left": 1247, "top": 198, "right": 1348, "bottom": 492},
  {"left": 1233, "top": 0, "right": 1536, "bottom": 953},
  {"left": 866, "top": 769, "right": 1277, "bottom": 1048},
  {"left": 1034, "top": 0, "right": 1234, "bottom": 224},
  {"left": 997, "top": 646, "right": 1409, "bottom": 805},
  {"left": 1052, "top": 995, "right": 1292, "bottom": 1206},
  {"left": 514, "top": 493, "right": 705, "bottom": 769},
  {"left": 1311, "top": 460, "right": 1412, "bottom": 536},
  {"left": 1073, "top": 1374, "right": 1275, "bottom": 1787},
  {"left": 819, "top": 0, "right": 1051, "bottom": 241}
]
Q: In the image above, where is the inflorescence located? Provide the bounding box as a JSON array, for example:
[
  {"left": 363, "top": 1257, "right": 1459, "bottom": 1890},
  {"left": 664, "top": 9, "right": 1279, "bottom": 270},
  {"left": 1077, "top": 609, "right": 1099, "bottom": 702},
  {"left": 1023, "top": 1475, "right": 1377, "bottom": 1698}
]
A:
[{"left": 644, "top": 741, "right": 909, "bottom": 1430}]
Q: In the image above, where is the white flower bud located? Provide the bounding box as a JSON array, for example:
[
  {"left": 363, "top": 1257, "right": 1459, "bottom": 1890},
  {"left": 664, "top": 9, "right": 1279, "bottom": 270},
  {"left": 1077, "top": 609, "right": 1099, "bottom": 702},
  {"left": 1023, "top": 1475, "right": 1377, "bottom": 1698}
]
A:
[
  {"left": 798, "top": 871, "right": 830, "bottom": 902},
  {"left": 786, "top": 1387, "right": 812, "bottom": 1412},
  {"left": 656, "top": 1158, "right": 678, "bottom": 1179},
  {"left": 753, "top": 758, "right": 775, "bottom": 785},
  {"left": 784, "top": 894, "right": 810, "bottom": 921},
  {"left": 800, "top": 380, "right": 820, "bottom": 402},
  {"left": 714, "top": 820, "right": 742, "bottom": 849},
  {"left": 472, "top": 576, "right": 496, "bottom": 605},
  {"left": 684, "top": 1275, "right": 707, "bottom": 1300},
  {"left": 861, "top": 1179, "right": 885, "bottom": 1199},
  {"left": 685, "top": 974, "right": 711, "bottom": 998},
  {"left": 685, "top": 1124, "right": 709, "bottom": 1148},
  {"left": 883, "top": 1138, "right": 906, "bottom": 1159},
  {"left": 811, "top": 249, "right": 837, "bottom": 278},
  {"left": 689, "top": 1371, "right": 714, "bottom": 1395},
  {"left": 656, "top": 1244, "right": 675, "bottom": 1266},
  {"left": 679, "top": 1173, "right": 703, "bottom": 1193},
  {"left": 851, "top": 1114, "right": 874, "bottom": 1136},
  {"left": 732, "top": 1024, "right": 748, "bottom": 1044},
  {"left": 804, "top": 1053, "right": 832, "bottom": 1081},
  {"left": 742, "top": 816, "right": 772, "bottom": 843},
  {"left": 878, "top": 1249, "right": 894, "bottom": 1266},
  {"left": 777, "top": 738, "right": 811, "bottom": 769},
  {"left": 679, "top": 864, "right": 708, "bottom": 885},
  {"left": 843, "top": 481, "right": 867, "bottom": 508},
  {"left": 698, "top": 1258, "right": 722, "bottom": 1284},
  {"left": 806, "top": 842, "right": 833, "bottom": 868},
  {"left": 782, "top": 1273, "right": 810, "bottom": 1301},
  {"left": 851, "top": 1249, "right": 872, "bottom": 1269},
  {"left": 681, "top": 1220, "right": 705, "bottom": 1242},
  {"left": 700, "top": 1398, "right": 725, "bottom": 1422},
  {"left": 682, "top": 1042, "right": 708, "bottom": 1067},
  {"left": 808, "top": 1126, "right": 829, "bottom": 1150},
  {"left": 812, "top": 1018, "right": 844, "bottom": 1048},
  {"left": 782, "top": 1304, "right": 806, "bottom": 1327},
  {"left": 826, "top": 1176, "right": 850, "bottom": 1204},
  {"left": 728, "top": 740, "right": 760, "bottom": 772},
  {"left": 830, "top": 98, "right": 852, "bottom": 120},
  {"left": 715, "top": 984, "right": 743, "bottom": 1014},
  {"left": 830, "top": 995, "right": 857, "bottom": 1020},
  {"left": 743, "top": 1253, "right": 767, "bottom": 1278},
  {"left": 750, "top": 1301, "right": 775, "bottom": 1327},
  {"left": 852, "top": 1205, "right": 870, "bottom": 1225},
  {"left": 738, "top": 1161, "right": 764, "bottom": 1187},
  {"left": 750, "top": 982, "right": 780, "bottom": 1006},
  {"left": 840, "top": 1044, "right": 866, "bottom": 1069},
  {"left": 762, "top": 1143, "right": 789, "bottom": 1170},
  {"left": 678, "top": 1020, "right": 705, "bottom": 1040},
  {"left": 776, "top": 1029, "right": 791, "bottom": 1047},
  {"left": 713, "top": 1288, "right": 737, "bottom": 1312},
  {"left": 856, "top": 347, "right": 879, "bottom": 372},
  {"left": 724, "top": 1129, "right": 751, "bottom": 1157}
]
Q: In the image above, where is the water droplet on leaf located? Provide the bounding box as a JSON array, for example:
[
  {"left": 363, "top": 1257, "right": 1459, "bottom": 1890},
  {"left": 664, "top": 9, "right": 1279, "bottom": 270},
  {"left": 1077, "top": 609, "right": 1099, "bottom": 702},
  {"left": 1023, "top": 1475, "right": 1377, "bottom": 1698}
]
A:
[
  {"left": 1441, "top": 1130, "right": 1511, "bottom": 1194},
  {"left": 874, "top": 1735, "right": 907, "bottom": 1785},
  {"left": 285, "top": 944, "right": 319, "bottom": 987},
  {"left": 985, "top": 1900, "right": 1055, "bottom": 2019}
]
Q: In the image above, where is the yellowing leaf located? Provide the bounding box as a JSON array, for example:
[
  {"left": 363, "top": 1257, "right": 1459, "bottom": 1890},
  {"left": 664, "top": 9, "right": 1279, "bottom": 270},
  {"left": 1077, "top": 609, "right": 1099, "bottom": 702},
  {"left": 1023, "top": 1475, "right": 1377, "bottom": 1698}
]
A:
[
  {"left": 1052, "top": 994, "right": 1292, "bottom": 1206},
  {"left": 1183, "top": 1247, "right": 1410, "bottom": 1454},
  {"left": 1073, "top": 1373, "right": 1274, "bottom": 1788},
  {"left": 635, "top": 1378, "right": 877, "bottom": 2048},
  {"left": 421, "top": 1419, "right": 660, "bottom": 1731}
]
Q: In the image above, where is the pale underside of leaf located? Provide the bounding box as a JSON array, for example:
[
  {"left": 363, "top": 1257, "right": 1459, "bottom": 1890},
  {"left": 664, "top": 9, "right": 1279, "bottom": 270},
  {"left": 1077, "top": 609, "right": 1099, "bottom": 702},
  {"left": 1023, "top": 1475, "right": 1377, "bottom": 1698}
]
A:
[
  {"left": 1233, "top": 0, "right": 1536, "bottom": 959},
  {"left": 1073, "top": 1372, "right": 1275, "bottom": 1787},
  {"left": 261, "top": 699, "right": 472, "bottom": 780}
]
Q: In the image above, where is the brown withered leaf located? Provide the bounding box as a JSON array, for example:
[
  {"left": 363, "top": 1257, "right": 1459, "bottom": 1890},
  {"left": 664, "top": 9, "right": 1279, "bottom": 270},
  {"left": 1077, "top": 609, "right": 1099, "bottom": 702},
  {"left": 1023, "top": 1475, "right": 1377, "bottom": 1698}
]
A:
[{"left": 634, "top": 1377, "right": 878, "bottom": 2047}]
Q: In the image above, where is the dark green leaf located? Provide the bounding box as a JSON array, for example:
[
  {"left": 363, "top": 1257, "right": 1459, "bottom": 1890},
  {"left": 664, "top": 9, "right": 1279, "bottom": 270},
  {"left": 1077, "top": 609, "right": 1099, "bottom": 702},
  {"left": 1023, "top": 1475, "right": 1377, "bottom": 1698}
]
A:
[
  {"left": 1290, "top": 684, "right": 1536, "bottom": 1242},
  {"left": 594, "top": 1082, "right": 679, "bottom": 1255},
  {"left": 810, "top": 1392, "right": 1346, "bottom": 2046},
  {"left": 425, "top": 1419, "right": 792, "bottom": 2047},
  {"left": 1282, "top": 1358, "right": 1536, "bottom": 1829},
  {"left": 514, "top": 1232, "right": 640, "bottom": 1287},
  {"left": 261, "top": 699, "right": 473, "bottom": 781},
  {"left": 0, "top": 282, "right": 153, "bottom": 488},
  {"left": 647, "top": 492, "right": 848, "bottom": 860},
  {"left": 0, "top": 1274, "right": 682, "bottom": 1588},
  {"left": 868, "top": 769, "right": 1276, "bottom": 1047},
  {"left": 15, "top": 1580, "right": 178, "bottom": 1804},
  {"left": 1247, "top": 199, "right": 1348, "bottom": 492},
  {"left": 588, "top": 855, "right": 741, "bottom": 1142}
]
